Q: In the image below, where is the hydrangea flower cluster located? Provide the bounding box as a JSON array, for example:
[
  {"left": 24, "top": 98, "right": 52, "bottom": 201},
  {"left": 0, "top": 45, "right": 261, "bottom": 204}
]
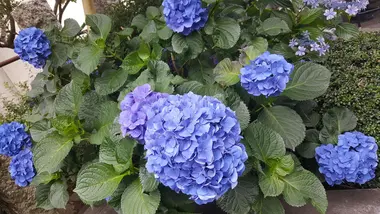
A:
[
  {"left": 289, "top": 32, "right": 331, "bottom": 56},
  {"left": 304, "top": 0, "right": 369, "bottom": 17},
  {"left": 14, "top": 27, "right": 51, "bottom": 68},
  {"left": 240, "top": 51, "right": 294, "bottom": 97},
  {"left": 119, "top": 84, "right": 168, "bottom": 142},
  {"left": 162, "top": 0, "right": 208, "bottom": 36},
  {"left": 315, "top": 131, "right": 378, "bottom": 186},
  {"left": 9, "top": 149, "right": 36, "bottom": 187},
  {"left": 0, "top": 122, "right": 32, "bottom": 157},
  {"left": 144, "top": 92, "right": 248, "bottom": 204}
]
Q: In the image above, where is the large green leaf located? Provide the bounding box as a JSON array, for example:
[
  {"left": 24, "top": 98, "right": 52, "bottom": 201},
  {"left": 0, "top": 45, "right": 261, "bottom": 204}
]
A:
[
  {"left": 261, "top": 17, "right": 290, "bottom": 36},
  {"left": 213, "top": 18, "right": 241, "bottom": 49},
  {"left": 54, "top": 81, "right": 83, "bottom": 117},
  {"left": 234, "top": 102, "right": 250, "bottom": 130},
  {"left": 243, "top": 122, "right": 285, "bottom": 162},
  {"left": 74, "top": 44, "right": 103, "bottom": 75},
  {"left": 146, "top": 6, "right": 160, "bottom": 19},
  {"left": 131, "top": 14, "right": 148, "bottom": 30},
  {"left": 141, "top": 20, "right": 157, "bottom": 43},
  {"left": 319, "top": 107, "right": 357, "bottom": 144},
  {"left": 99, "top": 138, "right": 128, "bottom": 172},
  {"left": 50, "top": 43, "right": 68, "bottom": 67},
  {"left": 121, "top": 180, "right": 161, "bottom": 214},
  {"left": 139, "top": 167, "right": 159, "bottom": 192},
  {"left": 335, "top": 23, "right": 359, "bottom": 40},
  {"left": 116, "top": 138, "right": 137, "bottom": 164},
  {"left": 240, "top": 37, "right": 268, "bottom": 64},
  {"left": 273, "top": 154, "right": 295, "bottom": 177},
  {"left": 62, "top": 18, "right": 81, "bottom": 37},
  {"left": 30, "top": 120, "right": 52, "bottom": 142},
  {"left": 36, "top": 184, "right": 54, "bottom": 210},
  {"left": 147, "top": 61, "right": 175, "bottom": 93},
  {"left": 217, "top": 175, "right": 259, "bottom": 214},
  {"left": 259, "top": 172, "right": 284, "bottom": 197},
  {"left": 213, "top": 58, "right": 241, "bottom": 86},
  {"left": 299, "top": 8, "right": 323, "bottom": 24},
  {"left": 122, "top": 52, "right": 145, "bottom": 75},
  {"left": 283, "top": 63, "right": 331, "bottom": 101},
  {"left": 258, "top": 106, "right": 305, "bottom": 150},
  {"left": 253, "top": 195, "right": 285, "bottom": 214},
  {"left": 172, "top": 33, "right": 204, "bottom": 59},
  {"left": 282, "top": 170, "right": 328, "bottom": 214},
  {"left": 78, "top": 91, "right": 107, "bottom": 130},
  {"left": 49, "top": 181, "right": 69, "bottom": 209},
  {"left": 86, "top": 14, "right": 112, "bottom": 39},
  {"left": 74, "top": 162, "right": 126, "bottom": 201},
  {"left": 31, "top": 172, "right": 59, "bottom": 186},
  {"left": 33, "top": 132, "right": 73, "bottom": 173},
  {"left": 157, "top": 26, "right": 173, "bottom": 40},
  {"left": 296, "top": 129, "right": 320, "bottom": 158},
  {"left": 95, "top": 69, "right": 129, "bottom": 95}
]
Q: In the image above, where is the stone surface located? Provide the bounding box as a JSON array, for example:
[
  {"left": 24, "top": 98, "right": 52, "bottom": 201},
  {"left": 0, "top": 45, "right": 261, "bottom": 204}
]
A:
[
  {"left": 283, "top": 189, "right": 380, "bottom": 214},
  {"left": 11, "top": 0, "right": 60, "bottom": 30},
  {"left": 93, "top": 0, "right": 118, "bottom": 14}
]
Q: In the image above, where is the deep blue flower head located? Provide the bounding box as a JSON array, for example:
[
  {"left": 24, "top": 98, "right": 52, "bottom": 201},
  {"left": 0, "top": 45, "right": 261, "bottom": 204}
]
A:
[
  {"left": 0, "top": 122, "right": 32, "bottom": 157},
  {"left": 119, "top": 84, "right": 168, "bottom": 142},
  {"left": 14, "top": 27, "right": 51, "bottom": 68},
  {"left": 315, "top": 131, "right": 378, "bottom": 186},
  {"left": 163, "top": 0, "right": 208, "bottom": 36},
  {"left": 144, "top": 92, "right": 248, "bottom": 204},
  {"left": 9, "top": 149, "right": 36, "bottom": 187},
  {"left": 240, "top": 51, "right": 294, "bottom": 97}
]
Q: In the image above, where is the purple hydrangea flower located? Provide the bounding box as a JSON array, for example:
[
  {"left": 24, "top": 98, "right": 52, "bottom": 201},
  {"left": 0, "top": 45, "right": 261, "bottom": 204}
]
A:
[
  {"left": 144, "top": 92, "right": 248, "bottom": 204},
  {"left": 119, "top": 84, "right": 168, "bottom": 142},
  {"left": 324, "top": 8, "right": 337, "bottom": 20},
  {"left": 315, "top": 131, "right": 378, "bottom": 186},
  {"left": 289, "top": 39, "right": 299, "bottom": 48},
  {"left": 0, "top": 122, "right": 32, "bottom": 157},
  {"left": 346, "top": 4, "right": 359, "bottom": 16},
  {"left": 240, "top": 51, "right": 294, "bottom": 97},
  {"left": 163, "top": 0, "right": 208, "bottom": 36},
  {"left": 9, "top": 149, "right": 36, "bottom": 187},
  {"left": 296, "top": 46, "right": 307, "bottom": 56},
  {"left": 14, "top": 27, "right": 51, "bottom": 68}
]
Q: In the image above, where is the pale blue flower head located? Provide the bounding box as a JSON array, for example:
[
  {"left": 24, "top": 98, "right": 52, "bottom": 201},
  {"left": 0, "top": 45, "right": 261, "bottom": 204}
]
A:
[
  {"left": 144, "top": 92, "right": 247, "bottom": 204},
  {"left": 9, "top": 149, "right": 36, "bottom": 187},
  {"left": 0, "top": 122, "right": 32, "bottom": 157}
]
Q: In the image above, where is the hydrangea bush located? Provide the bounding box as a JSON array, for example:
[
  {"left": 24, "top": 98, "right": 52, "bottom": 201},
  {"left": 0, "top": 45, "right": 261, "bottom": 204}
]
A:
[{"left": 2, "top": 0, "right": 377, "bottom": 213}]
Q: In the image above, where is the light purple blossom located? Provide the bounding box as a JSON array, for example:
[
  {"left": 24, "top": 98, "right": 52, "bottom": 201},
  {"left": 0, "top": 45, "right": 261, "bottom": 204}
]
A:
[
  {"left": 296, "top": 46, "right": 307, "bottom": 56},
  {"left": 324, "top": 8, "right": 337, "bottom": 20},
  {"left": 310, "top": 43, "right": 321, "bottom": 51},
  {"left": 346, "top": 5, "right": 359, "bottom": 16},
  {"left": 289, "top": 39, "right": 299, "bottom": 48}
]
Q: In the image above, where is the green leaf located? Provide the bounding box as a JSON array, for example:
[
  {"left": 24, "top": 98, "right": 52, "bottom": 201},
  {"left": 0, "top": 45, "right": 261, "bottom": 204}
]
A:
[
  {"left": 319, "top": 107, "right": 357, "bottom": 144},
  {"left": 139, "top": 167, "right": 159, "bottom": 192},
  {"left": 240, "top": 37, "right": 268, "bottom": 64},
  {"left": 172, "top": 33, "right": 204, "bottom": 59},
  {"left": 33, "top": 132, "right": 73, "bottom": 173},
  {"left": 243, "top": 122, "right": 285, "bottom": 162},
  {"left": 74, "top": 44, "right": 103, "bottom": 75},
  {"left": 62, "top": 18, "right": 81, "bottom": 37},
  {"left": 234, "top": 102, "right": 250, "bottom": 130},
  {"left": 116, "top": 138, "right": 137, "bottom": 164},
  {"left": 141, "top": 20, "right": 157, "bottom": 43},
  {"left": 78, "top": 91, "right": 107, "bottom": 130},
  {"left": 138, "top": 42, "right": 151, "bottom": 61},
  {"left": 95, "top": 69, "right": 129, "bottom": 95},
  {"left": 31, "top": 172, "right": 59, "bottom": 186},
  {"left": 108, "top": 180, "right": 129, "bottom": 209},
  {"left": 54, "top": 81, "right": 83, "bottom": 117},
  {"left": 30, "top": 120, "right": 51, "bottom": 142},
  {"left": 253, "top": 195, "right": 285, "bottom": 214},
  {"left": 132, "top": 14, "right": 148, "bottom": 30},
  {"left": 49, "top": 181, "right": 69, "bottom": 209},
  {"left": 217, "top": 175, "right": 259, "bottom": 214},
  {"left": 146, "top": 6, "right": 160, "bottom": 19},
  {"left": 335, "top": 23, "right": 359, "bottom": 41},
  {"left": 271, "top": 42, "right": 294, "bottom": 59},
  {"left": 172, "top": 34, "right": 187, "bottom": 54},
  {"left": 50, "top": 43, "right": 68, "bottom": 67},
  {"left": 261, "top": 17, "right": 290, "bottom": 36},
  {"left": 299, "top": 8, "right": 323, "bottom": 25},
  {"left": 36, "top": 184, "right": 54, "bottom": 210},
  {"left": 121, "top": 180, "right": 161, "bottom": 214},
  {"left": 99, "top": 138, "right": 128, "bottom": 172},
  {"left": 156, "top": 26, "right": 172, "bottom": 41},
  {"left": 86, "top": 14, "right": 112, "bottom": 39},
  {"left": 51, "top": 115, "right": 79, "bottom": 138},
  {"left": 282, "top": 170, "right": 328, "bottom": 214},
  {"left": 122, "top": 52, "right": 145, "bottom": 75},
  {"left": 148, "top": 61, "right": 175, "bottom": 93},
  {"left": 213, "top": 58, "right": 241, "bottom": 86},
  {"left": 296, "top": 129, "right": 320, "bottom": 159},
  {"left": 259, "top": 172, "right": 284, "bottom": 197},
  {"left": 118, "top": 28, "right": 134, "bottom": 37},
  {"left": 283, "top": 63, "right": 331, "bottom": 101},
  {"left": 273, "top": 155, "right": 295, "bottom": 177},
  {"left": 258, "top": 106, "right": 306, "bottom": 150},
  {"left": 74, "top": 162, "right": 126, "bottom": 202},
  {"left": 298, "top": 27, "right": 322, "bottom": 40},
  {"left": 213, "top": 18, "right": 241, "bottom": 49}
]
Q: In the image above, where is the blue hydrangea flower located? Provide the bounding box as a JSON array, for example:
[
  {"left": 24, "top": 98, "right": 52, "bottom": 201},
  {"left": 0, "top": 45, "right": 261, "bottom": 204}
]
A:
[
  {"left": 240, "top": 51, "right": 294, "bottom": 97},
  {"left": 162, "top": 0, "right": 208, "bottom": 36},
  {"left": 315, "top": 131, "right": 378, "bottom": 186},
  {"left": 144, "top": 92, "right": 248, "bottom": 204},
  {"left": 0, "top": 122, "right": 32, "bottom": 157},
  {"left": 119, "top": 84, "right": 168, "bottom": 142},
  {"left": 14, "top": 27, "right": 51, "bottom": 68},
  {"left": 9, "top": 149, "right": 36, "bottom": 187}
]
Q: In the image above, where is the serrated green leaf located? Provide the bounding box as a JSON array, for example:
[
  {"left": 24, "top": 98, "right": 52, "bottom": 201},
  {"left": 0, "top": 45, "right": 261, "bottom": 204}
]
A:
[
  {"left": 50, "top": 43, "right": 68, "bottom": 67},
  {"left": 273, "top": 155, "right": 295, "bottom": 177},
  {"left": 271, "top": 42, "right": 294, "bottom": 58},
  {"left": 283, "top": 62, "right": 331, "bottom": 101},
  {"left": 240, "top": 37, "right": 268, "bottom": 64},
  {"left": 299, "top": 8, "right": 323, "bottom": 24},
  {"left": 51, "top": 115, "right": 79, "bottom": 138},
  {"left": 62, "top": 18, "right": 81, "bottom": 37},
  {"left": 78, "top": 91, "right": 107, "bottom": 130},
  {"left": 132, "top": 14, "right": 148, "bottom": 30},
  {"left": 99, "top": 138, "right": 127, "bottom": 171},
  {"left": 116, "top": 138, "right": 137, "bottom": 164},
  {"left": 244, "top": 122, "right": 286, "bottom": 161},
  {"left": 296, "top": 129, "right": 320, "bottom": 158},
  {"left": 319, "top": 107, "right": 357, "bottom": 144},
  {"left": 141, "top": 20, "right": 157, "bottom": 43},
  {"left": 73, "top": 44, "right": 103, "bottom": 75},
  {"left": 335, "top": 23, "right": 359, "bottom": 40},
  {"left": 176, "top": 81, "right": 204, "bottom": 94},
  {"left": 108, "top": 180, "right": 129, "bottom": 209},
  {"left": 234, "top": 102, "right": 250, "bottom": 130},
  {"left": 86, "top": 14, "right": 112, "bottom": 39},
  {"left": 30, "top": 120, "right": 52, "bottom": 142},
  {"left": 282, "top": 170, "right": 328, "bottom": 214},
  {"left": 122, "top": 52, "right": 145, "bottom": 75},
  {"left": 49, "top": 181, "right": 69, "bottom": 209},
  {"left": 139, "top": 167, "right": 159, "bottom": 192},
  {"left": 172, "top": 33, "right": 204, "bottom": 59},
  {"left": 157, "top": 26, "right": 173, "bottom": 40},
  {"left": 138, "top": 42, "right": 151, "bottom": 61},
  {"left": 259, "top": 172, "right": 284, "bottom": 197},
  {"left": 121, "top": 180, "right": 161, "bottom": 214},
  {"left": 33, "top": 132, "right": 73, "bottom": 173},
  {"left": 258, "top": 106, "right": 305, "bottom": 150},
  {"left": 213, "top": 58, "right": 241, "bottom": 86},
  {"left": 213, "top": 18, "right": 241, "bottom": 49},
  {"left": 147, "top": 60, "right": 174, "bottom": 93},
  {"left": 262, "top": 17, "right": 290, "bottom": 36},
  {"left": 118, "top": 28, "right": 134, "bottom": 36},
  {"left": 74, "top": 162, "right": 126, "bottom": 202},
  {"left": 36, "top": 184, "right": 54, "bottom": 210},
  {"left": 54, "top": 81, "right": 83, "bottom": 117},
  {"left": 253, "top": 195, "right": 285, "bottom": 214},
  {"left": 95, "top": 69, "right": 129, "bottom": 95},
  {"left": 217, "top": 174, "right": 259, "bottom": 214},
  {"left": 31, "top": 172, "right": 59, "bottom": 186}
]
